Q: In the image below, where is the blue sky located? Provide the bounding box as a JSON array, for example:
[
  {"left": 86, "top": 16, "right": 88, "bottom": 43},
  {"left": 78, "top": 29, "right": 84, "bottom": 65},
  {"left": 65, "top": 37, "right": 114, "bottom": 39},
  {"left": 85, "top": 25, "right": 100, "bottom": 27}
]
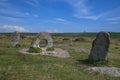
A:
[{"left": 0, "top": 0, "right": 120, "bottom": 32}]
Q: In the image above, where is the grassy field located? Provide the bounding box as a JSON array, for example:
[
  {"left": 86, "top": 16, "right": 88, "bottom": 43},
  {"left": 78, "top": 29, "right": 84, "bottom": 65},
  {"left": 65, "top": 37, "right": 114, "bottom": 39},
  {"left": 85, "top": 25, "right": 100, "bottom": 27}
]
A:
[{"left": 0, "top": 32, "right": 120, "bottom": 80}]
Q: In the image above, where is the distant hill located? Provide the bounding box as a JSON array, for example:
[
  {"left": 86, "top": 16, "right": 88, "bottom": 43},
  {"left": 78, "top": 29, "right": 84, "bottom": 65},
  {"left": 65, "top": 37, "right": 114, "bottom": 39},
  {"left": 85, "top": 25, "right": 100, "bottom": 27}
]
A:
[{"left": 0, "top": 32, "right": 120, "bottom": 39}]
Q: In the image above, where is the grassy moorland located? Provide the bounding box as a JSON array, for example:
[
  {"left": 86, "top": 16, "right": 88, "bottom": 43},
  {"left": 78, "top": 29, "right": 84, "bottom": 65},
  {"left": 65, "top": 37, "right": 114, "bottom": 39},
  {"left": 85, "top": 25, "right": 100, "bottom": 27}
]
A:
[{"left": 0, "top": 32, "right": 120, "bottom": 80}]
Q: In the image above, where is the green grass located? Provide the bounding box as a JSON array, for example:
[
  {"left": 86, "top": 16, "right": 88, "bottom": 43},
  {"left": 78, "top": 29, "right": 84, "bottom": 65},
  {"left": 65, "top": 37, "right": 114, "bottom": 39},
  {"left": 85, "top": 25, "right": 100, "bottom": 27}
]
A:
[
  {"left": 0, "top": 33, "right": 120, "bottom": 80},
  {"left": 28, "top": 47, "right": 41, "bottom": 53},
  {"left": 74, "top": 37, "right": 86, "bottom": 42},
  {"left": 46, "top": 47, "right": 55, "bottom": 51}
]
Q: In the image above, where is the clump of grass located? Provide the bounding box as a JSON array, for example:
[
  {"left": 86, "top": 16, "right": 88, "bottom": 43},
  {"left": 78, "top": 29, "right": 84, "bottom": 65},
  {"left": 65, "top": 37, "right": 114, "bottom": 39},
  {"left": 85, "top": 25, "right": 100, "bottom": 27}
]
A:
[
  {"left": 74, "top": 37, "right": 85, "bottom": 42},
  {"left": 63, "top": 38, "right": 70, "bottom": 41},
  {"left": 15, "top": 44, "right": 21, "bottom": 48},
  {"left": 46, "top": 47, "right": 55, "bottom": 51},
  {"left": 28, "top": 47, "right": 41, "bottom": 53},
  {"left": 92, "top": 60, "right": 108, "bottom": 66}
]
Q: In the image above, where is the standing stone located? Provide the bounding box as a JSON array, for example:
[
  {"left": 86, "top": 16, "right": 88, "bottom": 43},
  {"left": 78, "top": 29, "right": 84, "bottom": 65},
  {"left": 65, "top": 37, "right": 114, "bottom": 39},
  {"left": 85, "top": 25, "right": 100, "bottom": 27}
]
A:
[
  {"left": 30, "top": 37, "right": 40, "bottom": 48},
  {"left": 30, "top": 32, "right": 53, "bottom": 49},
  {"left": 10, "top": 32, "right": 20, "bottom": 47},
  {"left": 88, "top": 32, "right": 110, "bottom": 61},
  {"left": 39, "top": 32, "right": 53, "bottom": 48}
]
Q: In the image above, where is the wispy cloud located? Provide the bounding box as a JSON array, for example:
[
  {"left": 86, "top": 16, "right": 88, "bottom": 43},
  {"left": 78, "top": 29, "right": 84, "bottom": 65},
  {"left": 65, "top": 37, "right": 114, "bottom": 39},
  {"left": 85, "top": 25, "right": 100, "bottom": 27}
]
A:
[
  {"left": 0, "top": 0, "right": 39, "bottom": 22},
  {"left": 33, "top": 14, "right": 39, "bottom": 18},
  {"left": 44, "top": 18, "right": 69, "bottom": 24},
  {"left": 102, "top": 6, "right": 120, "bottom": 21},
  {"left": 25, "top": 0, "right": 40, "bottom": 7},
  {"left": 74, "top": 15, "right": 102, "bottom": 20},
  {"left": 71, "top": 0, "right": 91, "bottom": 15},
  {"left": 55, "top": 18, "right": 67, "bottom": 22},
  {"left": 109, "top": 21, "right": 120, "bottom": 24},
  {"left": 0, "top": 25, "right": 29, "bottom": 32},
  {"left": 0, "top": 16, "right": 22, "bottom": 22},
  {"left": 106, "top": 17, "right": 120, "bottom": 24},
  {"left": 59, "top": 0, "right": 120, "bottom": 21},
  {"left": 0, "top": 7, "right": 38, "bottom": 18},
  {"left": 57, "top": 0, "right": 90, "bottom": 15},
  {"left": 104, "top": 7, "right": 120, "bottom": 24},
  {"left": 47, "top": 29, "right": 61, "bottom": 33},
  {"left": 62, "top": 0, "right": 102, "bottom": 20},
  {"left": 106, "top": 17, "right": 120, "bottom": 21},
  {"left": 0, "top": 9, "right": 39, "bottom": 21},
  {"left": 0, "top": 0, "right": 8, "bottom": 2},
  {"left": 0, "top": 0, "right": 11, "bottom": 9}
]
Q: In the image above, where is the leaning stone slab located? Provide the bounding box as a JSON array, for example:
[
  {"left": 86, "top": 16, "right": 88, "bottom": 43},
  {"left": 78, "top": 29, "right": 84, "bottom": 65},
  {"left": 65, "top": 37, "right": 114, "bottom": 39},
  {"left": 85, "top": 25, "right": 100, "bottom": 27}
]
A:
[
  {"left": 88, "top": 32, "right": 110, "bottom": 61},
  {"left": 87, "top": 67, "right": 120, "bottom": 77},
  {"left": 10, "top": 32, "right": 20, "bottom": 47}
]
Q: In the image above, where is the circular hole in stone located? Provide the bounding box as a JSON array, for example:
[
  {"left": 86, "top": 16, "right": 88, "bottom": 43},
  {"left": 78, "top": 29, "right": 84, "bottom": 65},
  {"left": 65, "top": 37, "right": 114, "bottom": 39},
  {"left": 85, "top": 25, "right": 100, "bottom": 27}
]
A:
[{"left": 39, "top": 39, "right": 47, "bottom": 47}]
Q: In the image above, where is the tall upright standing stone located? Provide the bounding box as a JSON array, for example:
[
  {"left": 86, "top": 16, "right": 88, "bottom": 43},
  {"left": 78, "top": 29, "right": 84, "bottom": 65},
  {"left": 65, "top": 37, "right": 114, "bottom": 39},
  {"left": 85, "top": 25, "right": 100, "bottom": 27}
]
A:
[
  {"left": 10, "top": 32, "right": 20, "bottom": 47},
  {"left": 88, "top": 32, "right": 110, "bottom": 61}
]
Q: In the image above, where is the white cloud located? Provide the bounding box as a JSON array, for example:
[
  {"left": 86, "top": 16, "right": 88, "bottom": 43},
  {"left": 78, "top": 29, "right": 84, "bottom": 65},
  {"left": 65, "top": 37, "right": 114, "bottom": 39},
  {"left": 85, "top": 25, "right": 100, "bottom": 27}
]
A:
[
  {"left": 0, "top": 0, "right": 8, "bottom": 2},
  {"left": 0, "top": 1, "right": 38, "bottom": 20},
  {"left": 25, "top": 0, "right": 40, "bottom": 7},
  {"left": 0, "top": 0, "right": 11, "bottom": 9},
  {"left": 24, "top": 12, "right": 30, "bottom": 16},
  {"left": 33, "top": 14, "right": 39, "bottom": 18},
  {"left": 63, "top": 0, "right": 102, "bottom": 20},
  {"left": 56, "top": 0, "right": 90, "bottom": 15},
  {"left": 0, "top": 16, "right": 22, "bottom": 22},
  {"left": 0, "top": 8, "right": 31, "bottom": 18},
  {"left": 55, "top": 18, "right": 66, "bottom": 22},
  {"left": 45, "top": 18, "right": 69, "bottom": 24},
  {"left": 106, "top": 17, "right": 120, "bottom": 21},
  {"left": 0, "top": 8, "right": 39, "bottom": 21},
  {"left": 0, "top": 25, "right": 29, "bottom": 32},
  {"left": 109, "top": 21, "right": 120, "bottom": 24},
  {"left": 47, "top": 29, "right": 61, "bottom": 33},
  {"left": 71, "top": 0, "right": 91, "bottom": 15},
  {"left": 75, "top": 15, "right": 102, "bottom": 20},
  {"left": 106, "top": 17, "right": 120, "bottom": 24}
]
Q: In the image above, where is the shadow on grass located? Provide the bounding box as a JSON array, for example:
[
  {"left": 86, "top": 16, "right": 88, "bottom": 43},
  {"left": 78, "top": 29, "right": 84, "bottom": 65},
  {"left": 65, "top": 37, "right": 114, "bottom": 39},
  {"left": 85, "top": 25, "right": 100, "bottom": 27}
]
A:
[{"left": 75, "top": 59, "right": 109, "bottom": 67}]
